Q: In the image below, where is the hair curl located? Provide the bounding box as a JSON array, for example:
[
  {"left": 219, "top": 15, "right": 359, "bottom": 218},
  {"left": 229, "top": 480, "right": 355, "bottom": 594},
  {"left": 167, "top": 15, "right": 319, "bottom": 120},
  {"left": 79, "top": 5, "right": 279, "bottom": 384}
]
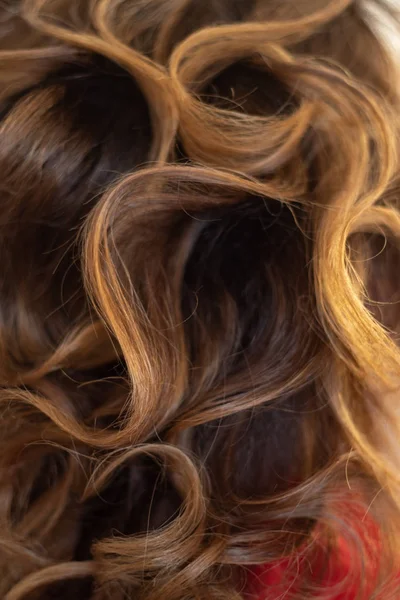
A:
[{"left": 1, "top": 0, "right": 400, "bottom": 598}]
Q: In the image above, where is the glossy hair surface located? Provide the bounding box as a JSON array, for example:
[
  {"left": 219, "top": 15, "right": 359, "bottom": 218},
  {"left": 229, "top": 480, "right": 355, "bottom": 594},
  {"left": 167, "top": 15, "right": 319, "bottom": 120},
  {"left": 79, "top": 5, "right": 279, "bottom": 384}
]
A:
[{"left": 1, "top": 1, "right": 400, "bottom": 598}]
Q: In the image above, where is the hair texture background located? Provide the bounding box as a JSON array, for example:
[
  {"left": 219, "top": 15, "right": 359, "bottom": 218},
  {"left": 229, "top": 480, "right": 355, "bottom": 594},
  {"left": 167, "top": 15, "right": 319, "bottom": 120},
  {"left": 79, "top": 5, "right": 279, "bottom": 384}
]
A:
[{"left": 1, "top": 0, "right": 400, "bottom": 598}]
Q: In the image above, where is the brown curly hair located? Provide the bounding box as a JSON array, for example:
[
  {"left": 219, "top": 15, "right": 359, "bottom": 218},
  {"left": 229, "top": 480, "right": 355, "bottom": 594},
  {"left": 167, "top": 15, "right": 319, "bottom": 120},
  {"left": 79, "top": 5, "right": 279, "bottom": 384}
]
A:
[{"left": 1, "top": 0, "right": 400, "bottom": 598}]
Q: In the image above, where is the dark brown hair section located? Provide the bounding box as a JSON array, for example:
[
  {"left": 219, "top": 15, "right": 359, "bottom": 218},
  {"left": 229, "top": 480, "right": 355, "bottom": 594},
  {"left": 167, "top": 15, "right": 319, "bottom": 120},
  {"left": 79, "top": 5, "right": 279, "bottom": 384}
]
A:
[{"left": 1, "top": 1, "right": 400, "bottom": 599}]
